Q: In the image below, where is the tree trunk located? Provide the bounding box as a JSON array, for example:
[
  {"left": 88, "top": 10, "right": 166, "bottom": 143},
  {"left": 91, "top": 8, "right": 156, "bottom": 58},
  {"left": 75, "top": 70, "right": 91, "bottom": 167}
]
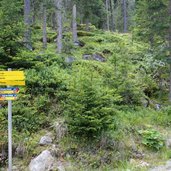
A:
[
  {"left": 51, "top": 12, "right": 56, "bottom": 30},
  {"left": 72, "top": 4, "right": 78, "bottom": 43},
  {"left": 106, "top": 0, "right": 110, "bottom": 31},
  {"left": 123, "top": 0, "right": 127, "bottom": 33},
  {"left": 42, "top": 4, "right": 47, "bottom": 49},
  {"left": 86, "top": 19, "right": 90, "bottom": 31},
  {"left": 169, "top": 0, "right": 171, "bottom": 102},
  {"left": 55, "top": 0, "right": 63, "bottom": 53},
  {"left": 110, "top": 0, "right": 115, "bottom": 32},
  {"left": 24, "top": 0, "right": 32, "bottom": 50}
]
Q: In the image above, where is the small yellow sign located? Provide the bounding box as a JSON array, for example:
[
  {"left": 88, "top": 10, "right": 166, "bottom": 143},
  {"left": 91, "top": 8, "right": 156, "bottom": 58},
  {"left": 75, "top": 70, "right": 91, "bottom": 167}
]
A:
[
  {"left": 0, "top": 71, "right": 24, "bottom": 76},
  {"left": 0, "top": 71, "right": 25, "bottom": 86},
  {"left": 0, "top": 81, "right": 25, "bottom": 86},
  {"left": 0, "top": 76, "right": 25, "bottom": 81}
]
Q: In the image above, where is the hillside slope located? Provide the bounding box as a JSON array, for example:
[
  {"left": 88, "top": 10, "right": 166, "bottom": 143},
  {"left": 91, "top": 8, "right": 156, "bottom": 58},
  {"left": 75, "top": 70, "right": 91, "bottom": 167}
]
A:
[{"left": 0, "top": 26, "right": 171, "bottom": 171}]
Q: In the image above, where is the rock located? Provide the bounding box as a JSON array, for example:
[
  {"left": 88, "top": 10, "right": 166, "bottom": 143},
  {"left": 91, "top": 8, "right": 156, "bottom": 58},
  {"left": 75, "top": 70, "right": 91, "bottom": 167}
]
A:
[
  {"left": 74, "top": 40, "right": 85, "bottom": 47},
  {"left": 137, "top": 161, "right": 150, "bottom": 167},
  {"left": 65, "top": 57, "right": 75, "bottom": 64},
  {"left": 155, "top": 103, "right": 161, "bottom": 110},
  {"left": 92, "top": 53, "right": 106, "bottom": 62},
  {"left": 15, "top": 144, "right": 26, "bottom": 158},
  {"left": 29, "top": 150, "right": 55, "bottom": 171},
  {"left": 132, "top": 149, "right": 145, "bottom": 159},
  {"left": 39, "top": 134, "right": 53, "bottom": 146},
  {"left": 56, "top": 161, "right": 66, "bottom": 171},
  {"left": 82, "top": 53, "right": 106, "bottom": 62},
  {"left": 54, "top": 121, "right": 68, "bottom": 141},
  {"left": 166, "top": 137, "right": 171, "bottom": 148},
  {"left": 82, "top": 54, "right": 92, "bottom": 60}
]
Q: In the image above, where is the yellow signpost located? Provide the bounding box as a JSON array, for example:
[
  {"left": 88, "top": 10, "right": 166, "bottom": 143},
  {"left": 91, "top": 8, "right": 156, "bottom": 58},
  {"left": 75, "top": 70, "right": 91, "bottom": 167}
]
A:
[
  {"left": 0, "top": 70, "right": 25, "bottom": 171},
  {"left": 0, "top": 71, "right": 25, "bottom": 86}
]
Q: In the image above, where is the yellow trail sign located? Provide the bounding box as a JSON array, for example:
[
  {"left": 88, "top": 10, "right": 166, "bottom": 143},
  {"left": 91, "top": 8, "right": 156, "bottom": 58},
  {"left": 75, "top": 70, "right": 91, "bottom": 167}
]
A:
[
  {"left": 0, "top": 76, "right": 25, "bottom": 80},
  {"left": 0, "top": 81, "right": 25, "bottom": 86},
  {"left": 0, "top": 71, "right": 25, "bottom": 86},
  {"left": 0, "top": 71, "right": 24, "bottom": 76}
]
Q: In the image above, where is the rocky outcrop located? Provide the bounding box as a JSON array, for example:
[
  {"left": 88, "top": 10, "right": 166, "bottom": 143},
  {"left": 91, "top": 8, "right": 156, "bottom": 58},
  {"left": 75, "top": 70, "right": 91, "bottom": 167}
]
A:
[{"left": 29, "top": 150, "right": 54, "bottom": 171}]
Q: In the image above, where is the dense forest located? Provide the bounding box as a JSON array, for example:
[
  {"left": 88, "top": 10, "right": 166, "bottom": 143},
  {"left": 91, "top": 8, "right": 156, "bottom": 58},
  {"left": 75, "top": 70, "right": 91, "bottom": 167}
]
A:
[{"left": 0, "top": 0, "right": 171, "bottom": 170}]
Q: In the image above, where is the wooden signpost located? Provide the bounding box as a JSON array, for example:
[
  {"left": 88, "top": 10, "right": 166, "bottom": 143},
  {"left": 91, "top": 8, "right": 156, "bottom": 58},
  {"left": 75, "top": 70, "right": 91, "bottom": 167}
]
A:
[{"left": 0, "top": 69, "right": 25, "bottom": 171}]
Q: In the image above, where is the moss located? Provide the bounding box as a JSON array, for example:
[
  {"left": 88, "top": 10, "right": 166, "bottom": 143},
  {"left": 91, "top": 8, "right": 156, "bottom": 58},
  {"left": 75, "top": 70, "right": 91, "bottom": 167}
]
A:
[{"left": 77, "top": 31, "right": 95, "bottom": 37}]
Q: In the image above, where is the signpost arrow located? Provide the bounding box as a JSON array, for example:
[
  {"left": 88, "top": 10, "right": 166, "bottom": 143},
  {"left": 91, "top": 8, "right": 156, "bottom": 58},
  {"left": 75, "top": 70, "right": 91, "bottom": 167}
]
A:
[
  {"left": 0, "top": 88, "right": 19, "bottom": 94},
  {"left": 0, "top": 81, "right": 25, "bottom": 86},
  {"left": 0, "top": 94, "right": 17, "bottom": 101},
  {"left": 0, "top": 76, "right": 25, "bottom": 80}
]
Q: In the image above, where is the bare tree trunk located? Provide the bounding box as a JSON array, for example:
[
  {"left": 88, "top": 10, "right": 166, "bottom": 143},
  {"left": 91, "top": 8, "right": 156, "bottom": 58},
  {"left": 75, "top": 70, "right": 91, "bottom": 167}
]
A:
[
  {"left": 123, "top": 0, "right": 127, "bottom": 33},
  {"left": 55, "top": 0, "right": 63, "bottom": 53},
  {"left": 86, "top": 19, "right": 90, "bottom": 31},
  {"left": 24, "top": 0, "right": 32, "bottom": 50},
  {"left": 72, "top": 4, "right": 78, "bottom": 43},
  {"left": 110, "top": 0, "right": 115, "bottom": 32},
  {"left": 169, "top": 0, "right": 171, "bottom": 102},
  {"left": 42, "top": 4, "right": 47, "bottom": 49},
  {"left": 106, "top": 0, "right": 110, "bottom": 31},
  {"left": 31, "top": 0, "right": 36, "bottom": 25},
  {"left": 51, "top": 12, "right": 56, "bottom": 30}
]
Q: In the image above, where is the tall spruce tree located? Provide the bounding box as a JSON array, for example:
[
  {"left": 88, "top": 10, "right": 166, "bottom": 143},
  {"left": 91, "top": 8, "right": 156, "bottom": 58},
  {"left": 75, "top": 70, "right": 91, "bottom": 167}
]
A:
[{"left": 0, "top": 0, "right": 23, "bottom": 67}]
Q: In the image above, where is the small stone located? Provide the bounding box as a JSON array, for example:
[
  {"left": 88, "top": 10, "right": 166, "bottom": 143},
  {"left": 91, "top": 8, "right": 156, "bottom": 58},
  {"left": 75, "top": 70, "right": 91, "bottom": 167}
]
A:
[
  {"left": 82, "top": 54, "right": 92, "bottom": 60},
  {"left": 138, "top": 161, "right": 150, "bottom": 167},
  {"left": 65, "top": 57, "right": 75, "bottom": 64},
  {"left": 92, "top": 53, "right": 106, "bottom": 62},
  {"left": 74, "top": 40, "right": 85, "bottom": 47},
  {"left": 54, "top": 121, "right": 67, "bottom": 141},
  {"left": 39, "top": 134, "right": 52, "bottom": 146},
  {"left": 15, "top": 144, "right": 26, "bottom": 158}
]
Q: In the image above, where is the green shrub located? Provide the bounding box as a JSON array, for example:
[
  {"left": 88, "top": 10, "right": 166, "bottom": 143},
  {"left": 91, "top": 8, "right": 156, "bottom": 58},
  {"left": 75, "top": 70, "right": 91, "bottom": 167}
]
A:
[
  {"left": 138, "top": 129, "right": 164, "bottom": 150},
  {"left": 77, "top": 31, "right": 95, "bottom": 37}
]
